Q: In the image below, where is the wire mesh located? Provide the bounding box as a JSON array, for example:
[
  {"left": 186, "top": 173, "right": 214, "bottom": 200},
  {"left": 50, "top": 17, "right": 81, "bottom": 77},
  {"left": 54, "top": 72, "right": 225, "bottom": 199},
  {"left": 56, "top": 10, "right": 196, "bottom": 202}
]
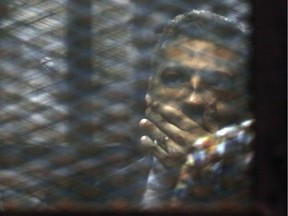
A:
[{"left": 0, "top": 0, "right": 252, "bottom": 211}]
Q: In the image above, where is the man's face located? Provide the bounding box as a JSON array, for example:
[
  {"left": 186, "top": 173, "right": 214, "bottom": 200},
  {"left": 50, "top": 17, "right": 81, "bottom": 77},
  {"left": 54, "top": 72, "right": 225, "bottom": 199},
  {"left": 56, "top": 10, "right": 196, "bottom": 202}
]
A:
[{"left": 148, "top": 38, "right": 249, "bottom": 132}]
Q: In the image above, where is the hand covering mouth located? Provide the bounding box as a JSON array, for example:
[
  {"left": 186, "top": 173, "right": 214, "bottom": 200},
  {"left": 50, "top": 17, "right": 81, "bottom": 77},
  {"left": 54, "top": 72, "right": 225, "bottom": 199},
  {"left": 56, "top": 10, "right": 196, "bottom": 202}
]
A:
[{"left": 181, "top": 102, "right": 218, "bottom": 133}]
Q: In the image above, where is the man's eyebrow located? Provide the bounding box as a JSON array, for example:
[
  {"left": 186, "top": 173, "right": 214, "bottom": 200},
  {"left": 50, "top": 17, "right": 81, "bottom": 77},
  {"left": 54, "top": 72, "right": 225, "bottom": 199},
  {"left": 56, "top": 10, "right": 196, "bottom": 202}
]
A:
[
  {"left": 161, "top": 64, "right": 237, "bottom": 78},
  {"left": 160, "top": 60, "right": 240, "bottom": 76},
  {"left": 159, "top": 65, "right": 196, "bottom": 75}
]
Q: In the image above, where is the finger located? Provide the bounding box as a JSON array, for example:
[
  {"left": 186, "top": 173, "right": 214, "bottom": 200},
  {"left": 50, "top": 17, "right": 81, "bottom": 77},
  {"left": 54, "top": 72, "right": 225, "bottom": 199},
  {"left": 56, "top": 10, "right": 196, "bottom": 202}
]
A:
[
  {"left": 152, "top": 101, "right": 201, "bottom": 132},
  {"left": 140, "top": 135, "right": 187, "bottom": 168},
  {"left": 140, "top": 135, "right": 156, "bottom": 150},
  {"left": 153, "top": 138, "right": 187, "bottom": 168},
  {"left": 139, "top": 118, "right": 169, "bottom": 152},
  {"left": 139, "top": 118, "right": 151, "bottom": 131},
  {"left": 140, "top": 135, "right": 170, "bottom": 165},
  {"left": 145, "top": 94, "right": 152, "bottom": 106},
  {"left": 140, "top": 118, "right": 184, "bottom": 155},
  {"left": 165, "top": 136, "right": 187, "bottom": 155},
  {"left": 146, "top": 109, "right": 197, "bottom": 148}
]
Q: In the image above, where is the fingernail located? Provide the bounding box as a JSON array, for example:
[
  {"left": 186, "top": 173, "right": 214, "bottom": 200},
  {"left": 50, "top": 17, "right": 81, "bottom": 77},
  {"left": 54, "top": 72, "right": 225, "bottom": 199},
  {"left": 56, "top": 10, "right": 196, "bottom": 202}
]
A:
[
  {"left": 140, "top": 136, "right": 154, "bottom": 149},
  {"left": 145, "top": 94, "right": 152, "bottom": 105},
  {"left": 139, "top": 119, "right": 152, "bottom": 128},
  {"left": 140, "top": 135, "right": 149, "bottom": 143},
  {"left": 139, "top": 119, "right": 148, "bottom": 127}
]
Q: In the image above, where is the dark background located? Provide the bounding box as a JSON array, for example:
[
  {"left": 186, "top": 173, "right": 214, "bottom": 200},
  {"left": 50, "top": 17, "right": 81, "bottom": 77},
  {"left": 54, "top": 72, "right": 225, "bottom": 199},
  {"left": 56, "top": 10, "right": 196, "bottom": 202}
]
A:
[{"left": 251, "top": 0, "right": 287, "bottom": 215}]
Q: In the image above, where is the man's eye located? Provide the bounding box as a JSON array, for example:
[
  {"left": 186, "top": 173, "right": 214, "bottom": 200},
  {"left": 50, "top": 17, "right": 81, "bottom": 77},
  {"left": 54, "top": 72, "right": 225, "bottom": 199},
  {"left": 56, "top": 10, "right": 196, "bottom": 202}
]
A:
[
  {"left": 160, "top": 69, "right": 188, "bottom": 86},
  {"left": 204, "top": 72, "right": 234, "bottom": 91},
  {"left": 214, "top": 80, "right": 234, "bottom": 91}
]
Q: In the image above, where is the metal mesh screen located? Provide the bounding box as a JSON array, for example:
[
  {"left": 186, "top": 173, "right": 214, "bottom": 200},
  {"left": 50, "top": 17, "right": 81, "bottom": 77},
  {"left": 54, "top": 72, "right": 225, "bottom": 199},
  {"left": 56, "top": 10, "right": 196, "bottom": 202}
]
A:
[{"left": 0, "top": 0, "right": 251, "bottom": 211}]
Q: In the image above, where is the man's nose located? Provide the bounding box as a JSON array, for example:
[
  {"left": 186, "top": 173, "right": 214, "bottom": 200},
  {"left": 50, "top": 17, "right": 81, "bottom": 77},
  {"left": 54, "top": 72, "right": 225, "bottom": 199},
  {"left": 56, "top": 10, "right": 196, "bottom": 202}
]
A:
[
  {"left": 182, "top": 75, "right": 206, "bottom": 121},
  {"left": 185, "top": 75, "right": 204, "bottom": 105}
]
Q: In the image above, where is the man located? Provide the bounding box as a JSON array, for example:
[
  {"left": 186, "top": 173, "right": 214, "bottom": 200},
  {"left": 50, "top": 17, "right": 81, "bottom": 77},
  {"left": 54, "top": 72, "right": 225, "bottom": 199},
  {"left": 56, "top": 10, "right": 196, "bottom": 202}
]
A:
[{"left": 139, "top": 10, "right": 254, "bottom": 209}]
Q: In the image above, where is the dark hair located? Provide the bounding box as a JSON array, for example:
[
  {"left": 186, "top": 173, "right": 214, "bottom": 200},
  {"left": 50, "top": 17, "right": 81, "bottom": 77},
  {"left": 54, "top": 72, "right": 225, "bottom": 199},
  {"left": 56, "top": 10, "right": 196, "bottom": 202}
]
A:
[{"left": 153, "top": 10, "right": 251, "bottom": 68}]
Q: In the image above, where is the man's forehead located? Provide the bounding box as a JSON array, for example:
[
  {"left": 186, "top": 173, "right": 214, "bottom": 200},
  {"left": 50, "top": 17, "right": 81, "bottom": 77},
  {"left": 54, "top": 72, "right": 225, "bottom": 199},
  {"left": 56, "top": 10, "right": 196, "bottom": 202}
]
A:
[
  {"left": 160, "top": 38, "right": 237, "bottom": 74},
  {"left": 163, "top": 38, "right": 235, "bottom": 59}
]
